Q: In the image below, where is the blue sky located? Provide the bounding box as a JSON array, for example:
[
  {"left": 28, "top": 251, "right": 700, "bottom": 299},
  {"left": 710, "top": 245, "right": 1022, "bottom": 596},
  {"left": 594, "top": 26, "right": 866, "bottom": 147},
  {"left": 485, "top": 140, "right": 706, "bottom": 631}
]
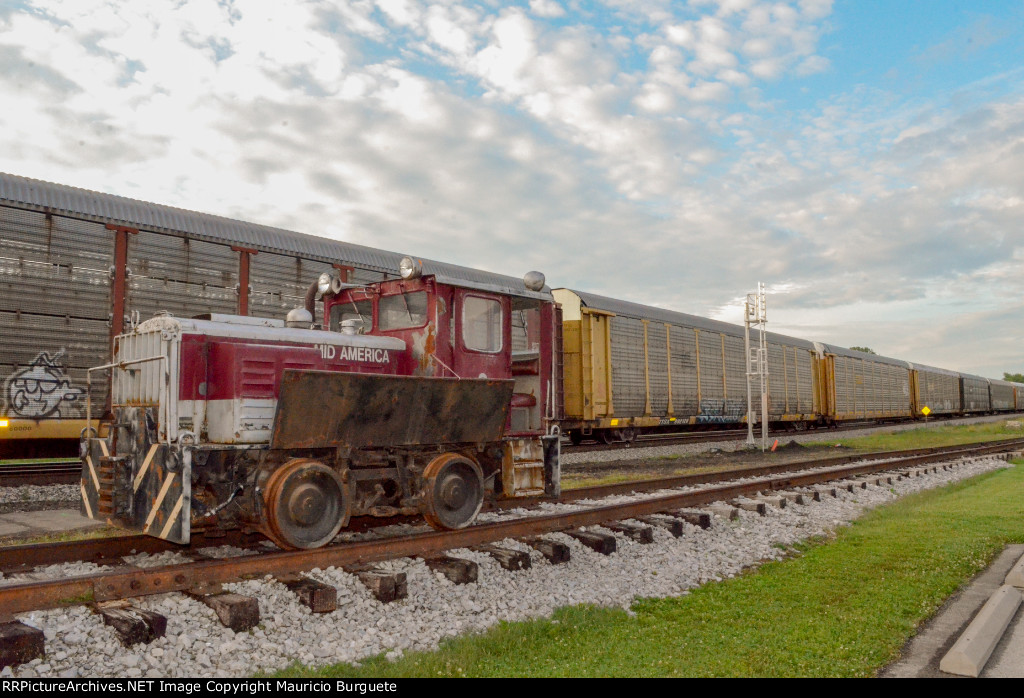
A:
[{"left": 1, "top": 0, "right": 1023, "bottom": 377}]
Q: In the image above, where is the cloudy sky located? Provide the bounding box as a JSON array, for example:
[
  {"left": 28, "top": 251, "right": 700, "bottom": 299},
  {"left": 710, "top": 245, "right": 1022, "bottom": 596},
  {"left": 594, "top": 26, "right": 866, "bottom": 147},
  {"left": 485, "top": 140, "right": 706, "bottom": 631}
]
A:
[{"left": 2, "top": 0, "right": 1023, "bottom": 377}]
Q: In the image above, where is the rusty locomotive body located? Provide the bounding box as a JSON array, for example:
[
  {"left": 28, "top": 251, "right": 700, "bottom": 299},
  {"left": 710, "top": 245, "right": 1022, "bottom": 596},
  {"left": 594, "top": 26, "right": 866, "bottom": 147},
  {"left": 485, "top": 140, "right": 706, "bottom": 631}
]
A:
[{"left": 80, "top": 263, "right": 561, "bottom": 549}]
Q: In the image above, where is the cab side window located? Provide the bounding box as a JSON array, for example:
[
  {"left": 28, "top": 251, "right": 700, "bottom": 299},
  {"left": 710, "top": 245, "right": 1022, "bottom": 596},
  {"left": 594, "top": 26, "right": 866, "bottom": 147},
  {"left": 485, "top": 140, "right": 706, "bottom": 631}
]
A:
[
  {"left": 379, "top": 291, "right": 428, "bottom": 330},
  {"left": 463, "top": 296, "right": 502, "bottom": 352}
]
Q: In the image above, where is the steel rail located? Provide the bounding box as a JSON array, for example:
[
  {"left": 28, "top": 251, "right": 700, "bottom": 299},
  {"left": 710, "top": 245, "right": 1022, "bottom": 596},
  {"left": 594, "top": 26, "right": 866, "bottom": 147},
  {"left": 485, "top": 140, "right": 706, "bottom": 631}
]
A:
[
  {"left": 0, "top": 460, "right": 81, "bottom": 487},
  {"left": 0, "top": 439, "right": 1019, "bottom": 616},
  {"left": 563, "top": 414, "right": 1024, "bottom": 454},
  {"left": 2, "top": 438, "right": 1022, "bottom": 571}
]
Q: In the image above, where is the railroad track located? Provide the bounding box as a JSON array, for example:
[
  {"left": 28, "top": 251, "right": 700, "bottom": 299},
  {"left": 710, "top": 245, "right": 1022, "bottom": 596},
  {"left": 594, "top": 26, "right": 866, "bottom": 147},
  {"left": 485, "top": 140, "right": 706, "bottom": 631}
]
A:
[
  {"left": 561, "top": 413, "right": 1024, "bottom": 455},
  {"left": 0, "top": 458, "right": 80, "bottom": 487},
  {"left": 0, "top": 437, "right": 1020, "bottom": 631}
]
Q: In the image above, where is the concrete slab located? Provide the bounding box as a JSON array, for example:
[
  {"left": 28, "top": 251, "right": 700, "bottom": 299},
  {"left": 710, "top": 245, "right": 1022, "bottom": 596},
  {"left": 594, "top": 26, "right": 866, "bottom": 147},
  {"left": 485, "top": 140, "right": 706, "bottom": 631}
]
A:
[
  {"left": 939, "top": 585, "right": 1022, "bottom": 677},
  {"left": 0, "top": 522, "right": 28, "bottom": 537},
  {"left": 882, "top": 544, "right": 1024, "bottom": 678},
  {"left": 981, "top": 602, "right": 1024, "bottom": 677},
  {"left": 0, "top": 509, "right": 107, "bottom": 545},
  {"left": 1, "top": 509, "right": 101, "bottom": 533},
  {"left": 1005, "top": 553, "right": 1024, "bottom": 589}
]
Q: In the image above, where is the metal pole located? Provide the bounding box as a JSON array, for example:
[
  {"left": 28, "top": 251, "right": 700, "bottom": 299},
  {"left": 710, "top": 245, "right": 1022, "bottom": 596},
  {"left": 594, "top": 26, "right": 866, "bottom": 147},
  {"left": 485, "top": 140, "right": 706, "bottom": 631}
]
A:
[{"left": 745, "top": 296, "right": 755, "bottom": 446}]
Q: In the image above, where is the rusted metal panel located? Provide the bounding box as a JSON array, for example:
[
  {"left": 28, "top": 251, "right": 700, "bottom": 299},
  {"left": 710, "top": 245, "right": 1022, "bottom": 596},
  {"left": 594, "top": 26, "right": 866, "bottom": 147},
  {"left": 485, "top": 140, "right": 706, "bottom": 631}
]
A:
[
  {"left": 80, "top": 424, "right": 190, "bottom": 545},
  {"left": 271, "top": 371, "right": 514, "bottom": 449}
]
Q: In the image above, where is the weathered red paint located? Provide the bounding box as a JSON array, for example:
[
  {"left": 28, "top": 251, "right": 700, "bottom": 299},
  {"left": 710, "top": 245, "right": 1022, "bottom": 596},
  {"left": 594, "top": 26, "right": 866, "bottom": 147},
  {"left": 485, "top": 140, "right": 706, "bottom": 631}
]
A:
[
  {"left": 231, "top": 246, "right": 258, "bottom": 316},
  {"left": 177, "top": 335, "right": 399, "bottom": 401}
]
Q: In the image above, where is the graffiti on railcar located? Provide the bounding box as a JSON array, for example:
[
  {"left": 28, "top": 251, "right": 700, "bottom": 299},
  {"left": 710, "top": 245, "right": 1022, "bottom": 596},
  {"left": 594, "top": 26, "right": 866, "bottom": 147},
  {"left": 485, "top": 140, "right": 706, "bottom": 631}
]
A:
[
  {"left": 2, "top": 350, "right": 84, "bottom": 419},
  {"left": 695, "top": 398, "right": 747, "bottom": 424}
]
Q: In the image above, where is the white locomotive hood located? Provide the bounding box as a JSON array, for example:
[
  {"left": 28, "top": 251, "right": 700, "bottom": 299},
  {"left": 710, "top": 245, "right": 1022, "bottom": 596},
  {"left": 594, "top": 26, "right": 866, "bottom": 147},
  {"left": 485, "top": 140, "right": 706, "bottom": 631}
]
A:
[{"left": 131, "top": 313, "right": 405, "bottom": 350}]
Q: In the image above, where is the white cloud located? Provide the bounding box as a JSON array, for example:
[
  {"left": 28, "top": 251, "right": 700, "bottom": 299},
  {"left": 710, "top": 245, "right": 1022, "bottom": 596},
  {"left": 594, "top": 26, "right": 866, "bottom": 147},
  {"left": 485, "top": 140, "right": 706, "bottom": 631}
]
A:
[
  {"left": 4, "top": 0, "right": 1024, "bottom": 378},
  {"left": 529, "top": 0, "right": 566, "bottom": 19}
]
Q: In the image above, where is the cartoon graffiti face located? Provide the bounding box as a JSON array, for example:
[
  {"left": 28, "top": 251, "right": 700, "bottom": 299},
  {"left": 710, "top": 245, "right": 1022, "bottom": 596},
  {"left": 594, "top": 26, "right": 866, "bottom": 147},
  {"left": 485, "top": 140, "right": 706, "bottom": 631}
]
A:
[{"left": 3, "top": 351, "right": 85, "bottom": 419}]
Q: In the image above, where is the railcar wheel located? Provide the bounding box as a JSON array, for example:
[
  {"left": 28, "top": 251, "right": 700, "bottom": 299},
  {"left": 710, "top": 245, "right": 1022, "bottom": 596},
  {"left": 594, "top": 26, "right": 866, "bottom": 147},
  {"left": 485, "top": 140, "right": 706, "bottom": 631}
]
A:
[
  {"left": 569, "top": 431, "right": 584, "bottom": 446},
  {"left": 422, "top": 453, "right": 484, "bottom": 530},
  {"left": 263, "top": 458, "right": 348, "bottom": 550},
  {"left": 598, "top": 430, "right": 614, "bottom": 444}
]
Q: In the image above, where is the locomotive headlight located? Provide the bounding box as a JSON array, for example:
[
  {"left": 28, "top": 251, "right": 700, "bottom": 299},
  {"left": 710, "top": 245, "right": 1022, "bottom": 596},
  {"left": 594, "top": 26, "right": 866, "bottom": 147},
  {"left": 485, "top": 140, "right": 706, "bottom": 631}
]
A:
[
  {"left": 399, "top": 256, "right": 423, "bottom": 280},
  {"left": 317, "top": 271, "right": 334, "bottom": 296},
  {"left": 523, "top": 271, "right": 545, "bottom": 292}
]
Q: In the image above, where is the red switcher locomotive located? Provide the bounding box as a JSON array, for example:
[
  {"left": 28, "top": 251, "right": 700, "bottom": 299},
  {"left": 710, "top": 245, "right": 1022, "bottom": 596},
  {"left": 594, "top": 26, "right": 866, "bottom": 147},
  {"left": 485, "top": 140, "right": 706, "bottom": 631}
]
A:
[{"left": 80, "top": 259, "right": 561, "bottom": 549}]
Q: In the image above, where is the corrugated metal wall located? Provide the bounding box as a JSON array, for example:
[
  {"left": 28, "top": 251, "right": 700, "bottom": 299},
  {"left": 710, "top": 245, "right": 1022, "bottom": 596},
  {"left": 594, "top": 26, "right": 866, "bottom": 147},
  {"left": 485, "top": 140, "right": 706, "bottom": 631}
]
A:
[
  {"left": 917, "top": 370, "right": 959, "bottom": 413},
  {"left": 767, "top": 343, "right": 814, "bottom": 415},
  {"left": 0, "top": 208, "right": 112, "bottom": 420},
  {"left": 697, "top": 330, "right": 724, "bottom": 405},
  {"left": 250, "top": 252, "right": 325, "bottom": 326},
  {"left": 990, "top": 382, "right": 1014, "bottom": 410},
  {"left": 669, "top": 325, "right": 699, "bottom": 416},
  {"left": 962, "top": 376, "right": 990, "bottom": 412},
  {"left": 647, "top": 323, "right": 668, "bottom": 416},
  {"left": 127, "top": 232, "right": 239, "bottom": 319},
  {"left": 609, "top": 316, "right": 646, "bottom": 417},
  {"left": 833, "top": 355, "right": 910, "bottom": 418}
]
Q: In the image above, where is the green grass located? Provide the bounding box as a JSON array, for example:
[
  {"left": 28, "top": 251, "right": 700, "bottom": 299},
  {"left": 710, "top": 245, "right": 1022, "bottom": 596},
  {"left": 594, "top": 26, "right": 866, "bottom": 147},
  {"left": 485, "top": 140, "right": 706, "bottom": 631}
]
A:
[
  {"left": 273, "top": 460, "right": 1024, "bottom": 678},
  {"left": 807, "top": 420, "right": 1024, "bottom": 453}
]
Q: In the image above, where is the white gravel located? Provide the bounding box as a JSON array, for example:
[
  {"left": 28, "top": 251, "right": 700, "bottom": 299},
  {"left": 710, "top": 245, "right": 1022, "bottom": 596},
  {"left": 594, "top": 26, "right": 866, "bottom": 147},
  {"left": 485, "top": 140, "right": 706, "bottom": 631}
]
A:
[
  {"left": 0, "top": 454, "right": 1015, "bottom": 679},
  {"left": 0, "top": 484, "right": 79, "bottom": 509}
]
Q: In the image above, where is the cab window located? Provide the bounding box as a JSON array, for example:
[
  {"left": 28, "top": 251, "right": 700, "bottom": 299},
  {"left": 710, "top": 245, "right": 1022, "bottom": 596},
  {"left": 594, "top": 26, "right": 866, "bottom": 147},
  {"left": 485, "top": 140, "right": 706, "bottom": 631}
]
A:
[
  {"left": 463, "top": 296, "right": 502, "bottom": 352},
  {"left": 379, "top": 291, "right": 428, "bottom": 330},
  {"left": 329, "top": 299, "right": 372, "bottom": 333}
]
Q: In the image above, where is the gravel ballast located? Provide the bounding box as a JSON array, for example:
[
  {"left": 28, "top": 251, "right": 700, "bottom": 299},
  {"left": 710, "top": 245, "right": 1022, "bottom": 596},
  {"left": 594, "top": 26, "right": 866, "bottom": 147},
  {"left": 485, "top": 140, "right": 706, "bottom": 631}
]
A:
[{"left": 0, "top": 455, "right": 1014, "bottom": 678}]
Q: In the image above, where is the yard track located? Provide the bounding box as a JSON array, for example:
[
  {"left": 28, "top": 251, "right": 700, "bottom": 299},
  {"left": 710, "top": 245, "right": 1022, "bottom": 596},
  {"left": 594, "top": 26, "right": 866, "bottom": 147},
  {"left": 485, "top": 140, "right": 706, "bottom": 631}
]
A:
[{"left": 1, "top": 437, "right": 1021, "bottom": 617}]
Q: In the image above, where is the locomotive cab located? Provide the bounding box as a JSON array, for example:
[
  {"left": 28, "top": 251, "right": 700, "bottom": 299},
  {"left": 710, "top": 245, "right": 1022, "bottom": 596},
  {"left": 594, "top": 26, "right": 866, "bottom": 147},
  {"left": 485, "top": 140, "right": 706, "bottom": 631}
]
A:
[{"left": 80, "top": 261, "right": 560, "bottom": 551}]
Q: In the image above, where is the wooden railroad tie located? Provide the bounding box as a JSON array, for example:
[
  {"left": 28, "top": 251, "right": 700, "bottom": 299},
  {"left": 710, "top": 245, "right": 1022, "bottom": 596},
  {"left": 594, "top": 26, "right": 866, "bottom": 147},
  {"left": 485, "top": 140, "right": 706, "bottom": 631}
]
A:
[
  {"left": 0, "top": 620, "right": 44, "bottom": 670},
  {"left": 754, "top": 494, "right": 786, "bottom": 509},
  {"left": 185, "top": 585, "right": 260, "bottom": 632},
  {"left": 522, "top": 537, "right": 571, "bottom": 564},
  {"left": 602, "top": 521, "right": 654, "bottom": 544},
  {"left": 344, "top": 565, "right": 408, "bottom": 603},
  {"left": 423, "top": 555, "right": 479, "bottom": 585},
  {"left": 705, "top": 504, "right": 740, "bottom": 520},
  {"left": 473, "top": 544, "right": 532, "bottom": 571},
  {"left": 732, "top": 499, "right": 767, "bottom": 516},
  {"left": 563, "top": 529, "right": 617, "bottom": 555},
  {"left": 275, "top": 574, "right": 338, "bottom": 613},
  {"left": 93, "top": 600, "right": 167, "bottom": 646},
  {"left": 636, "top": 515, "right": 685, "bottom": 538},
  {"left": 663, "top": 509, "right": 713, "bottom": 529}
]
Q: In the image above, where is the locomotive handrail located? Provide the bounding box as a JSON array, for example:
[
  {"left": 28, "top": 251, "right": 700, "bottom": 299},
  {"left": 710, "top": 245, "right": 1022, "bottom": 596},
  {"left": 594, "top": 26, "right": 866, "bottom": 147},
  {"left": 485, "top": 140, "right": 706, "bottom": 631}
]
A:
[
  {"left": 85, "top": 355, "right": 171, "bottom": 447},
  {"left": 428, "top": 353, "right": 462, "bottom": 379}
]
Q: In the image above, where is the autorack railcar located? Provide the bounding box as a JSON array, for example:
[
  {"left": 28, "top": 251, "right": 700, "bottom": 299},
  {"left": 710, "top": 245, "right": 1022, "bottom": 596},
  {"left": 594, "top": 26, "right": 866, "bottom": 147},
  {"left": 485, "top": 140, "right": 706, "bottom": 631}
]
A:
[
  {"left": 553, "top": 288, "right": 820, "bottom": 444},
  {"left": 815, "top": 345, "right": 912, "bottom": 423},
  {"left": 908, "top": 363, "right": 961, "bottom": 416}
]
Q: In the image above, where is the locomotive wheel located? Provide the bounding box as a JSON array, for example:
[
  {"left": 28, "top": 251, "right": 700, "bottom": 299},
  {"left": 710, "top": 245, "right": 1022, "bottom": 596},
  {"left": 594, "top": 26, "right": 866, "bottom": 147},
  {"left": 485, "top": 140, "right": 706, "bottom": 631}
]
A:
[
  {"left": 263, "top": 458, "right": 348, "bottom": 550},
  {"left": 421, "top": 453, "right": 484, "bottom": 530}
]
